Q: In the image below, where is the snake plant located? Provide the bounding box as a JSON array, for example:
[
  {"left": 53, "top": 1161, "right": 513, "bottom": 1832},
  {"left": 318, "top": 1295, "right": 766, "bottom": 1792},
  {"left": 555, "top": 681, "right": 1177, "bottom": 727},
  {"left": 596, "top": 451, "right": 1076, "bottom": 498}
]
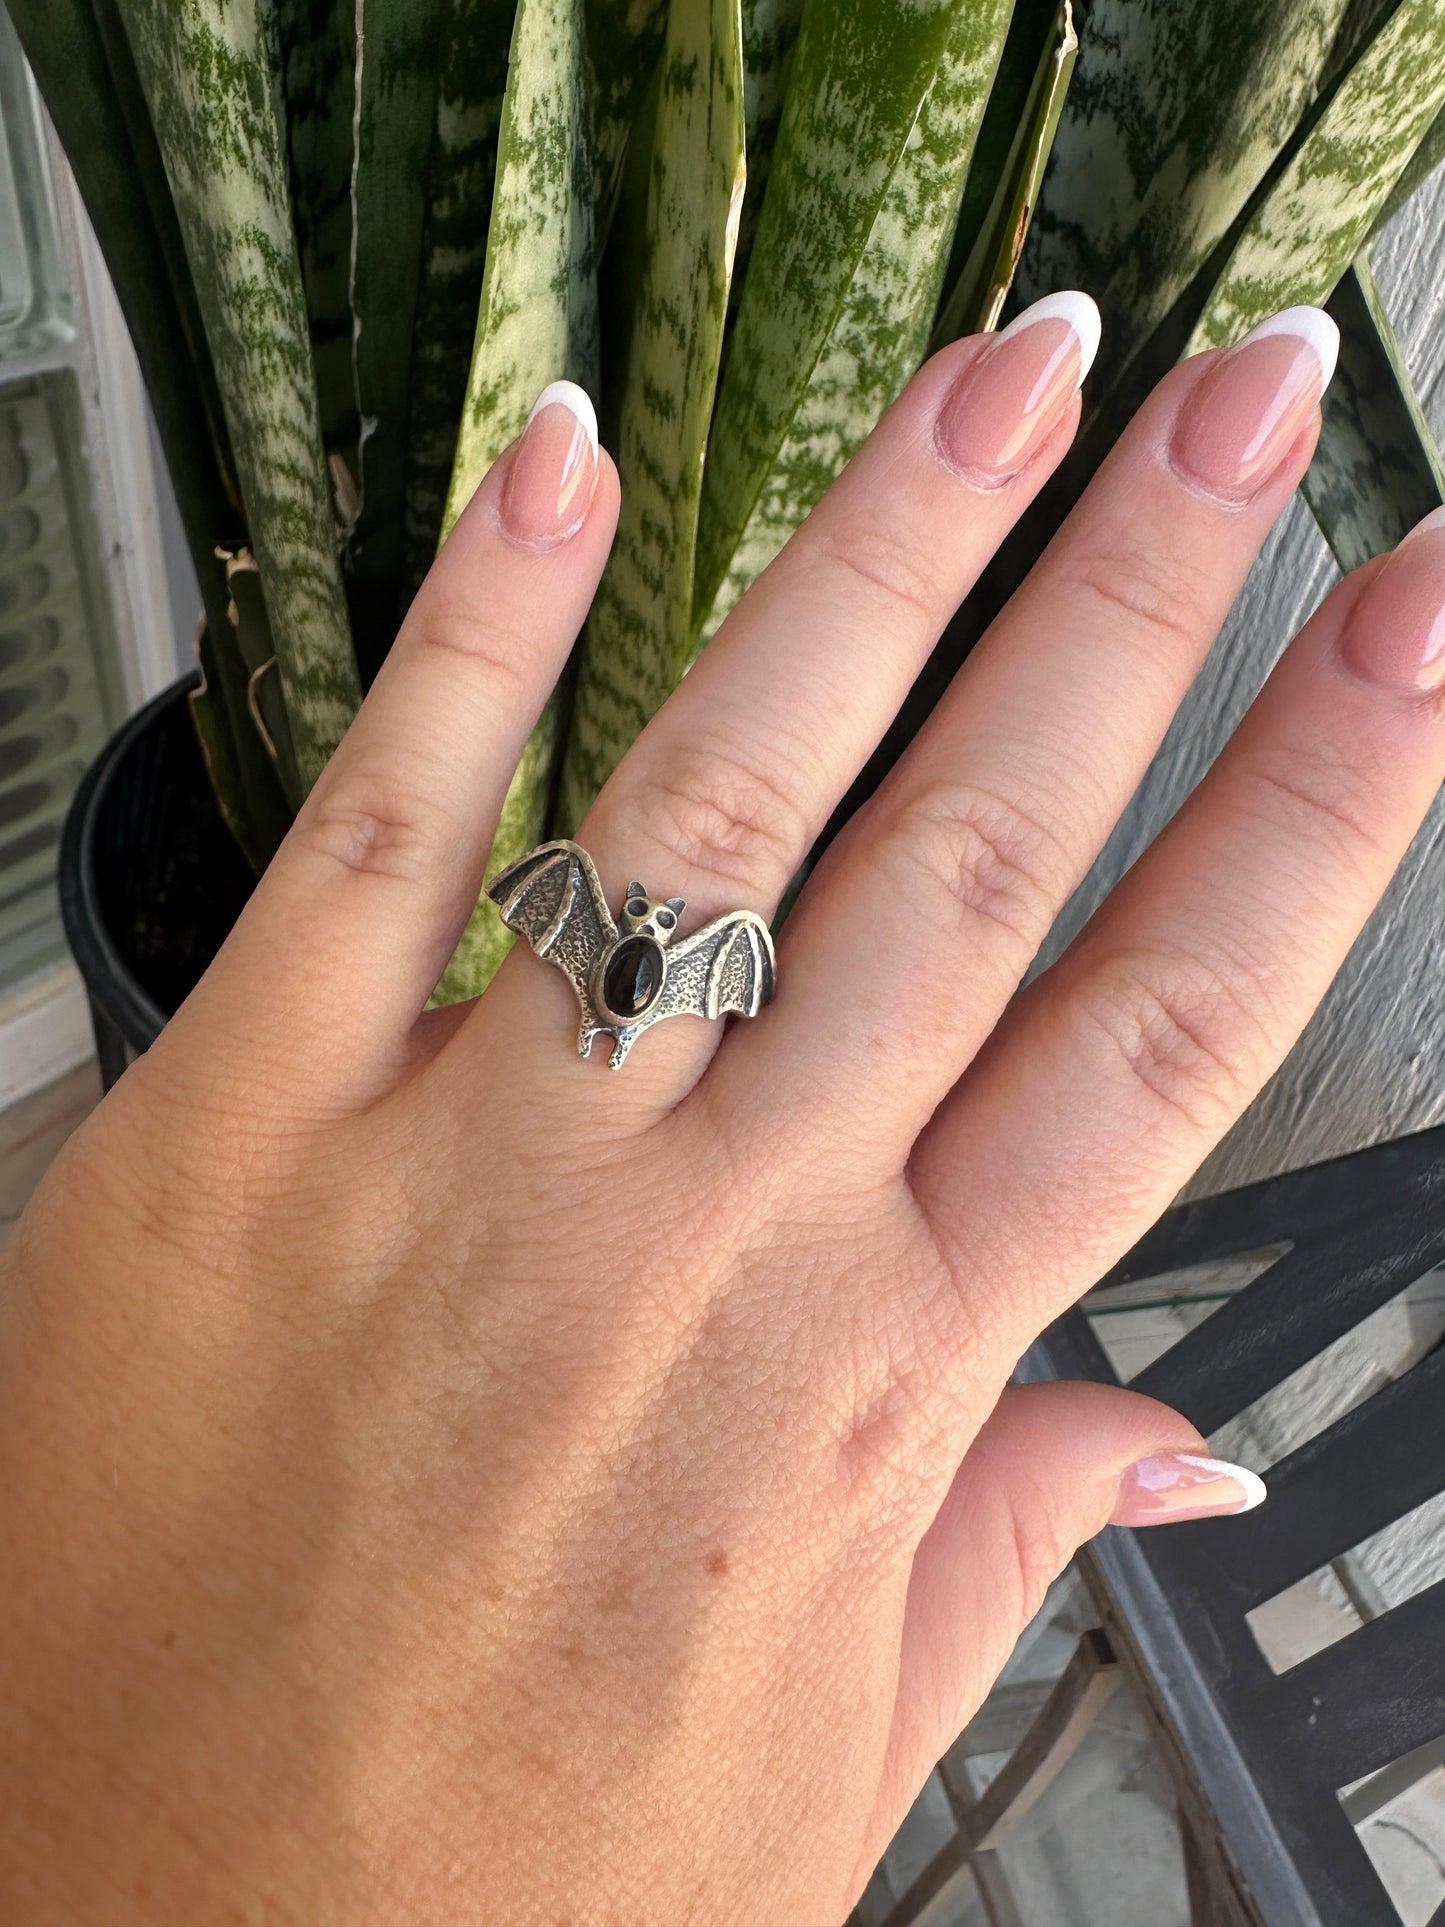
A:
[{"left": 7, "top": 0, "right": 1444, "bottom": 997}]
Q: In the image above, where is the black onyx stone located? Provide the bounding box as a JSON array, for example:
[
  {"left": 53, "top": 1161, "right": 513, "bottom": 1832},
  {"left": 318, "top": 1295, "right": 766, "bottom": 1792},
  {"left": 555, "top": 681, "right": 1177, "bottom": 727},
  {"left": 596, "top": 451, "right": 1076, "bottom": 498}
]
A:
[{"left": 602, "top": 935, "right": 664, "bottom": 1019}]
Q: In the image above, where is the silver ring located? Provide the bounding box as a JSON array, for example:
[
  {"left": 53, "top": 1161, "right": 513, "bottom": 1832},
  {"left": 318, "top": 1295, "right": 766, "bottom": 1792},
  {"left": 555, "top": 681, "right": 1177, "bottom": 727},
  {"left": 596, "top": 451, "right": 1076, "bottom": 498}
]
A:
[{"left": 487, "top": 840, "right": 776, "bottom": 1070}]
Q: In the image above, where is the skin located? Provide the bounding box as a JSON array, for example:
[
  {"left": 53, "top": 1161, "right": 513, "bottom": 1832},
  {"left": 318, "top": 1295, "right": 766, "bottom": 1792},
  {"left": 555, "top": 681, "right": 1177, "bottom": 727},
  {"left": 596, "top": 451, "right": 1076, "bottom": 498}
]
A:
[{"left": 2, "top": 307, "right": 1444, "bottom": 1926}]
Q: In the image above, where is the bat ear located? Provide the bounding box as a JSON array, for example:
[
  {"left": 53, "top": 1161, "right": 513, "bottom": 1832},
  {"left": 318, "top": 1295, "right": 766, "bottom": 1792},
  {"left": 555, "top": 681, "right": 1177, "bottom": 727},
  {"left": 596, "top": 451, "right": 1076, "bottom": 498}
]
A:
[
  {"left": 627, "top": 880, "right": 646, "bottom": 900},
  {"left": 667, "top": 897, "right": 686, "bottom": 915}
]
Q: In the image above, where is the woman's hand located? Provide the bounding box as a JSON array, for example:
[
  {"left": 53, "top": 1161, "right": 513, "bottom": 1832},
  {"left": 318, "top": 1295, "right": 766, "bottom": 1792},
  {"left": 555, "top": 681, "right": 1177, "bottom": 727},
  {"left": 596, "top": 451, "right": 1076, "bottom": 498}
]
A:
[{"left": 4, "top": 292, "right": 1443, "bottom": 1927}]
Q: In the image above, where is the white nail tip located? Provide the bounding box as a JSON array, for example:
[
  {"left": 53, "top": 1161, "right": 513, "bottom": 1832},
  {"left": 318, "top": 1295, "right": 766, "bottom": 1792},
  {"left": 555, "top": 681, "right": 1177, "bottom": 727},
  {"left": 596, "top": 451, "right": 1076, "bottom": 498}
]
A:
[
  {"left": 1003, "top": 289, "right": 1102, "bottom": 386},
  {"left": 1176, "top": 1453, "right": 1268, "bottom": 1512},
  {"left": 1400, "top": 504, "right": 1445, "bottom": 546},
  {"left": 527, "top": 379, "right": 599, "bottom": 455},
  {"left": 1239, "top": 306, "right": 1340, "bottom": 391}
]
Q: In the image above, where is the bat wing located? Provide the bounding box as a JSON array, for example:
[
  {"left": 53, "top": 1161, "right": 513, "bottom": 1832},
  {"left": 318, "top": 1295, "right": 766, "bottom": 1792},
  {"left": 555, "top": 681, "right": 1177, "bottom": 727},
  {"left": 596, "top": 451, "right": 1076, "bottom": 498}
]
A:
[
  {"left": 653, "top": 911, "right": 775, "bottom": 1028},
  {"left": 486, "top": 840, "right": 617, "bottom": 1005}
]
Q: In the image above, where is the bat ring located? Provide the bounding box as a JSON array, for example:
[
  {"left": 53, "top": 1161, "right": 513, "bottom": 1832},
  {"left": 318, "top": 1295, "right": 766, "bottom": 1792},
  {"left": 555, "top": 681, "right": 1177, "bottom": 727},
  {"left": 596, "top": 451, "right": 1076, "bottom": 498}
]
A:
[{"left": 486, "top": 839, "right": 776, "bottom": 1070}]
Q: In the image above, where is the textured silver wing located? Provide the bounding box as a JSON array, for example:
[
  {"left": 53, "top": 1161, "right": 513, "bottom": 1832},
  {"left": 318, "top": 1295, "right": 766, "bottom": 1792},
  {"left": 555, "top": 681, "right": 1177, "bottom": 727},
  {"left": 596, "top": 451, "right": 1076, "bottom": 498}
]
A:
[
  {"left": 653, "top": 912, "right": 776, "bottom": 1025},
  {"left": 486, "top": 841, "right": 617, "bottom": 1016}
]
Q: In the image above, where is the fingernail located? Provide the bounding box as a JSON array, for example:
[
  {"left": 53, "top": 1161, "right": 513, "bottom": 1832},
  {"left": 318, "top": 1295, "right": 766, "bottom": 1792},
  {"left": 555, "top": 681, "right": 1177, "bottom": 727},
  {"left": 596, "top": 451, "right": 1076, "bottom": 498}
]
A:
[
  {"left": 501, "top": 380, "right": 599, "bottom": 549},
  {"left": 935, "top": 290, "right": 1100, "bottom": 486},
  {"left": 1337, "top": 511, "right": 1445, "bottom": 696},
  {"left": 1111, "top": 1452, "right": 1267, "bottom": 1527},
  {"left": 1169, "top": 306, "right": 1338, "bottom": 504}
]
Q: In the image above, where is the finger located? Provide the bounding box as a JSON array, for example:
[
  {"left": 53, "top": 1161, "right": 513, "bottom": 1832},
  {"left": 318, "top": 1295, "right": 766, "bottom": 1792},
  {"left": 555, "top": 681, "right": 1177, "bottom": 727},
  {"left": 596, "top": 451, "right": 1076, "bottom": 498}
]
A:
[
  {"left": 718, "top": 309, "right": 1338, "bottom": 1161},
  {"left": 912, "top": 513, "right": 1445, "bottom": 1358},
  {"left": 187, "top": 384, "right": 620, "bottom": 1100},
  {"left": 870, "top": 1380, "right": 1259, "bottom": 1844},
  {"left": 480, "top": 293, "right": 1100, "bottom": 1100}
]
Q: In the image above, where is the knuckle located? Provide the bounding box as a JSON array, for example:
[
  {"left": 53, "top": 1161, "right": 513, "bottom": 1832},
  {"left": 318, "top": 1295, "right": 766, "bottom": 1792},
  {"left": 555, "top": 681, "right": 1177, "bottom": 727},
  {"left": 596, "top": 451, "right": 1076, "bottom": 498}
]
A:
[
  {"left": 882, "top": 779, "right": 1067, "bottom": 959},
  {"left": 810, "top": 515, "right": 947, "bottom": 627},
  {"left": 412, "top": 600, "right": 537, "bottom": 693},
  {"left": 303, "top": 764, "right": 459, "bottom": 885},
  {"left": 1007, "top": 1490, "right": 1076, "bottom": 1623},
  {"left": 1065, "top": 541, "right": 1204, "bottom": 654},
  {"left": 1078, "top": 949, "right": 1273, "bottom": 1133},
  {"left": 1243, "top": 746, "right": 1389, "bottom": 870},
  {"left": 640, "top": 738, "right": 812, "bottom": 893}
]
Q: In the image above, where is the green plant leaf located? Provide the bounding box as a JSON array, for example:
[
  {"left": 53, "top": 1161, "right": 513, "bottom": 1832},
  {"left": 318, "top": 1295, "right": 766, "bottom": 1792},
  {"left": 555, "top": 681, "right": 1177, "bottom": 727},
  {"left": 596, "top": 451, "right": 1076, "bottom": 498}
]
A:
[
  {"left": 192, "top": 616, "right": 293, "bottom": 872},
  {"left": 932, "top": 0, "right": 1077, "bottom": 346},
  {"left": 1187, "top": 0, "right": 1445, "bottom": 353},
  {"left": 1303, "top": 256, "right": 1445, "bottom": 573},
  {"left": 191, "top": 629, "right": 272, "bottom": 872},
  {"left": 692, "top": 0, "right": 959, "bottom": 630},
  {"left": 729, "top": 0, "right": 804, "bottom": 304},
  {"left": 1371, "top": 96, "right": 1445, "bottom": 237},
  {"left": 586, "top": 0, "right": 669, "bottom": 246},
  {"left": 116, "top": 0, "right": 361, "bottom": 787},
  {"left": 258, "top": 0, "right": 357, "bottom": 466},
  {"left": 345, "top": 0, "right": 445, "bottom": 681},
  {"left": 1015, "top": 0, "right": 1355, "bottom": 379},
  {"left": 430, "top": 0, "right": 600, "bottom": 1003},
  {"left": 399, "top": 0, "right": 517, "bottom": 600},
  {"left": 557, "top": 0, "right": 745, "bottom": 830},
  {"left": 218, "top": 548, "right": 305, "bottom": 808},
  {"left": 700, "top": 0, "right": 1014, "bottom": 645}
]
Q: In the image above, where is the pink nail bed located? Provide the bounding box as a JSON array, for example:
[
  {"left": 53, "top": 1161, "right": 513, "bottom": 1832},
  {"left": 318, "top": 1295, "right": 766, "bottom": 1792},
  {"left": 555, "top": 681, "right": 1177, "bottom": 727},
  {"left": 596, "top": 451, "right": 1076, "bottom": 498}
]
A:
[
  {"left": 935, "top": 290, "right": 1100, "bottom": 485},
  {"left": 1338, "top": 514, "right": 1445, "bottom": 697},
  {"left": 501, "top": 380, "right": 599, "bottom": 550},
  {"left": 1169, "top": 306, "right": 1338, "bottom": 503},
  {"left": 1111, "top": 1452, "right": 1267, "bottom": 1528}
]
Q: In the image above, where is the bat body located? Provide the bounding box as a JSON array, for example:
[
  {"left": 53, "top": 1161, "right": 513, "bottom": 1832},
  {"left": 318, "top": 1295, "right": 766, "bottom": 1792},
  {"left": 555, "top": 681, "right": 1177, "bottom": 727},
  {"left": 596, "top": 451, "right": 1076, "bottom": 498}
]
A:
[{"left": 487, "top": 840, "right": 775, "bottom": 1069}]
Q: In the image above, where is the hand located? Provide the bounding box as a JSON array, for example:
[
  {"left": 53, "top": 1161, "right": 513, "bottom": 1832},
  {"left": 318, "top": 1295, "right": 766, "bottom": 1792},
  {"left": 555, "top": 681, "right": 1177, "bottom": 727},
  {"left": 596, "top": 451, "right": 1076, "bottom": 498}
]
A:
[{"left": 4, "top": 293, "right": 1443, "bottom": 1927}]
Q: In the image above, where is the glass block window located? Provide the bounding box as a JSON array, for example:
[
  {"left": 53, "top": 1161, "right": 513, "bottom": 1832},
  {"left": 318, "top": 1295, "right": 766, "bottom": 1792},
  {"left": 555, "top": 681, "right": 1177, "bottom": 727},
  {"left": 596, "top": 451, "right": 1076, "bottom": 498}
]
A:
[
  {"left": 0, "top": 13, "right": 71, "bottom": 356},
  {"left": 0, "top": 373, "right": 122, "bottom": 987},
  {"left": 0, "top": 11, "right": 132, "bottom": 1005}
]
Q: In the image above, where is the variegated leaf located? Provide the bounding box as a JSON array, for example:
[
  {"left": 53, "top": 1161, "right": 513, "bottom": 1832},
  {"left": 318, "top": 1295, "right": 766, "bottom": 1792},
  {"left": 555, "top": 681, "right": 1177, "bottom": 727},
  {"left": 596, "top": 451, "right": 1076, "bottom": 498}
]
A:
[
  {"left": 1187, "top": 0, "right": 1445, "bottom": 353},
  {"left": 557, "top": 0, "right": 745, "bottom": 830},
  {"left": 932, "top": 0, "right": 1077, "bottom": 346},
  {"left": 1304, "top": 256, "right": 1445, "bottom": 572},
  {"left": 700, "top": 0, "right": 1013, "bottom": 645},
  {"left": 258, "top": 0, "right": 357, "bottom": 466},
  {"left": 116, "top": 0, "right": 361, "bottom": 787},
  {"left": 691, "top": 0, "right": 960, "bottom": 632},
  {"left": 729, "top": 0, "right": 804, "bottom": 304},
  {"left": 587, "top": 0, "right": 669, "bottom": 245},
  {"left": 431, "top": 0, "right": 599, "bottom": 1002},
  {"left": 1016, "top": 0, "right": 1354, "bottom": 379},
  {"left": 399, "top": 0, "right": 517, "bottom": 597},
  {"left": 347, "top": 0, "right": 445, "bottom": 681},
  {"left": 1372, "top": 96, "right": 1445, "bottom": 237}
]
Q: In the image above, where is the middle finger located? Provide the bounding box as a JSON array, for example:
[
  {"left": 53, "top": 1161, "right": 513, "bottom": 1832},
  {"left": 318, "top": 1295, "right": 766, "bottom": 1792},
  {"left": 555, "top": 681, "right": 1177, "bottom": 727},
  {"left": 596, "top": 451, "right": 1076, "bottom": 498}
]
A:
[{"left": 717, "top": 308, "right": 1339, "bottom": 1163}]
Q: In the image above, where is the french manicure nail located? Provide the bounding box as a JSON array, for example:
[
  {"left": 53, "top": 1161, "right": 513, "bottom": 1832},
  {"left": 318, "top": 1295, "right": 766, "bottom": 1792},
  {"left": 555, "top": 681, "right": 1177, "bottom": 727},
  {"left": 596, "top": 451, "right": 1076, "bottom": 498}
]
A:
[
  {"left": 501, "top": 380, "right": 599, "bottom": 549},
  {"left": 1337, "top": 512, "right": 1445, "bottom": 696},
  {"left": 1169, "top": 306, "right": 1338, "bottom": 503},
  {"left": 1111, "top": 1452, "right": 1267, "bottom": 1527},
  {"left": 935, "top": 290, "right": 1100, "bottom": 486}
]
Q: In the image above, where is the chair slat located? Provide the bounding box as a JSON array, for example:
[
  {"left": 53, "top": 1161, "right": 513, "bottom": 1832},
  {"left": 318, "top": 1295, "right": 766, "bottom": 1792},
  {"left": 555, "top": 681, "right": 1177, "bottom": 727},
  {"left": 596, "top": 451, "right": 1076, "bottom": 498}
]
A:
[
  {"left": 1108, "top": 1124, "right": 1445, "bottom": 1279},
  {"left": 1275, "top": 1578, "right": 1445, "bottom": 1788},
  {"left": 1197, "top": 1349, "right": 1445, "bottom": 1605}
]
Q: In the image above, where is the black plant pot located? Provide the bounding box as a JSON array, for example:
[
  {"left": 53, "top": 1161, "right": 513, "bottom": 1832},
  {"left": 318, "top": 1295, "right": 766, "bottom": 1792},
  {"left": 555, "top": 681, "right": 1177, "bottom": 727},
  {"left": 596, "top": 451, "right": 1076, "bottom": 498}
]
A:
[{"left": 59, "top": 672, "right": 258, "bottom": 1091}]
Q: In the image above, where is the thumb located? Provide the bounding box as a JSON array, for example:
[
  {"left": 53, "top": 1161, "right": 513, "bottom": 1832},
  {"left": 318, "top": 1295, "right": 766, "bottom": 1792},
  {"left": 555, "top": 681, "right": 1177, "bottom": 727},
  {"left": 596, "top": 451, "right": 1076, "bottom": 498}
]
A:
[{"left": 874, "top": 1380, "right": 1265, "bottom": 1834}]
